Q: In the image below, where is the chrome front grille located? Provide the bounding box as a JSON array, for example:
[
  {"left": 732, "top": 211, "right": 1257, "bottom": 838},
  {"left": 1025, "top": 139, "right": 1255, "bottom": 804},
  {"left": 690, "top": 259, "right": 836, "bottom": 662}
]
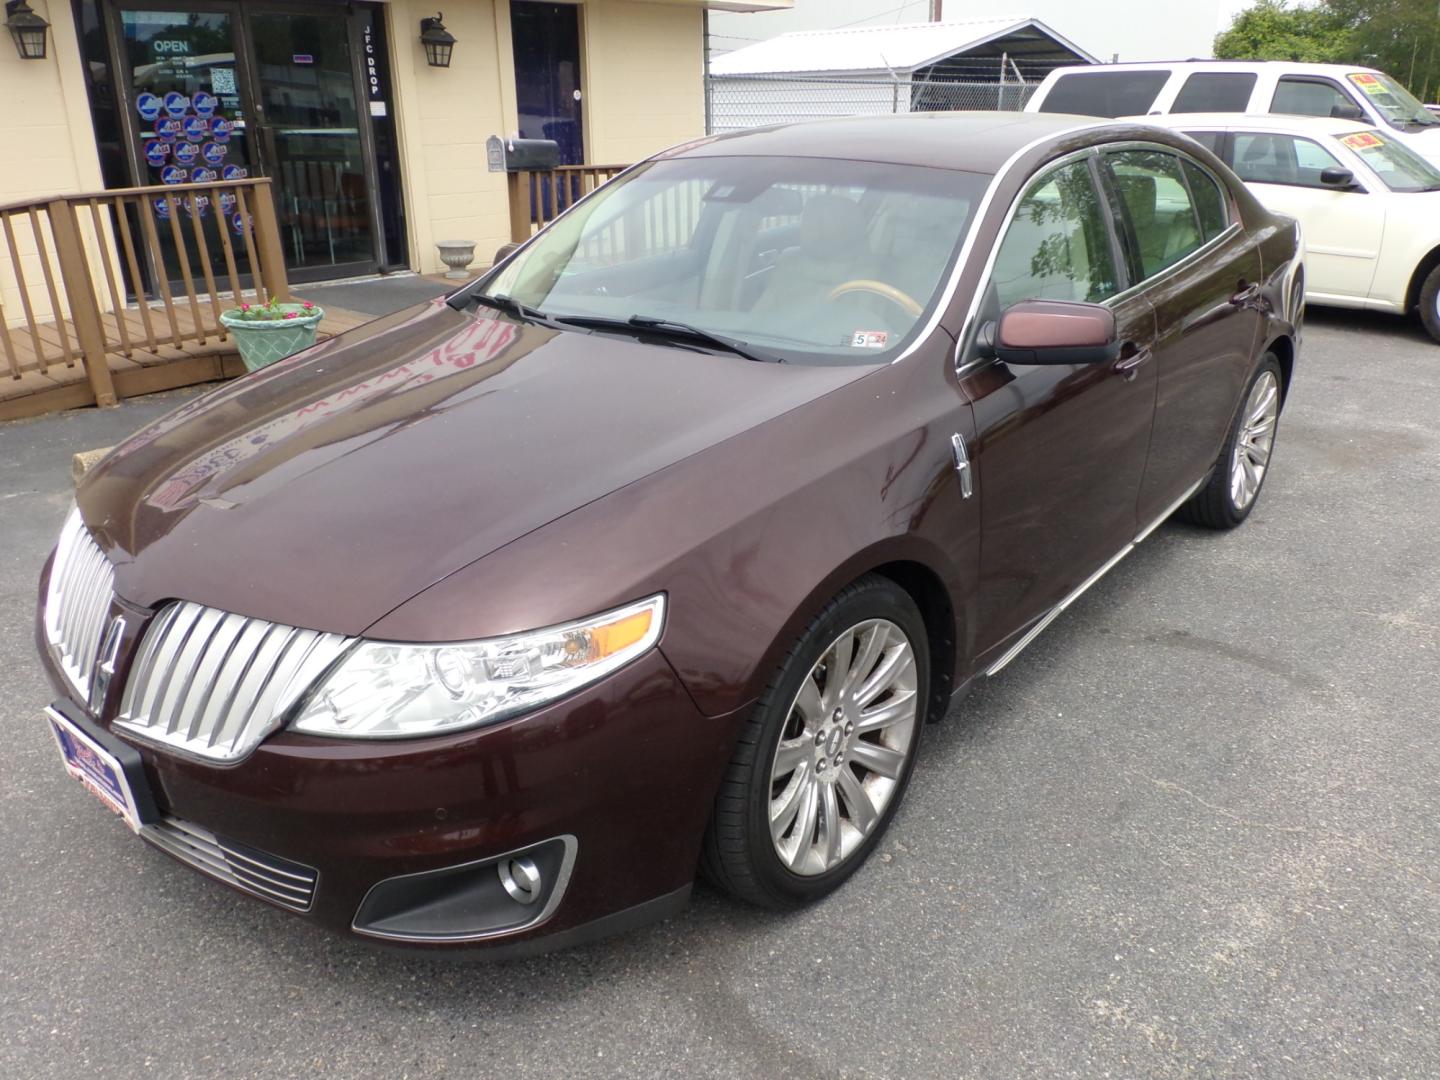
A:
[
  {"left": 116, "top": 601, "right": 353, "bottom": 763},
  {"left": 142, "top": 816, "right": 318, "bottom": 911},
  {"left": 43, "top": 509, "right": 117, "bottom": 705}
]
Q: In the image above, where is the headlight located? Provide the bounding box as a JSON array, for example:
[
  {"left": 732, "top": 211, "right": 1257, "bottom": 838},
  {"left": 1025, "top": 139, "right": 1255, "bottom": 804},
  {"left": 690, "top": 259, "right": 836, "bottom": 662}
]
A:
[{"left": 290, "top": 594, "right": 665, "bottom": 739}]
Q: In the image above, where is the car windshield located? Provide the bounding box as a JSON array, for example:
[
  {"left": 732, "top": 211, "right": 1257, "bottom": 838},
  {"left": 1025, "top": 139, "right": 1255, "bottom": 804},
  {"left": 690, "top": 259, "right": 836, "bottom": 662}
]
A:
[
  {"left": 1336, "top": 129, "right": 1440, "bottom": 191},
  {"left": 1347, "top": 72, "right": 1440, "bottom": 128},
  {"left": 479, "top": 156, "right": 987, "bottom": 365}
]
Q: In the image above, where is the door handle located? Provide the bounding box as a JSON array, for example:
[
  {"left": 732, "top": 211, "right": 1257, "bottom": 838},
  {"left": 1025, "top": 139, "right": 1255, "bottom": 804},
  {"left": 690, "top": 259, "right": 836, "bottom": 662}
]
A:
[
  {"left": 1112, "top": 345, "right": 1151, "bottom": 381},
  {"left": 1230, "top": 282, "right": 1262, "bottom": 308},
  {"left": 950, "top": 432, "right": 974, "bottom": 500}
]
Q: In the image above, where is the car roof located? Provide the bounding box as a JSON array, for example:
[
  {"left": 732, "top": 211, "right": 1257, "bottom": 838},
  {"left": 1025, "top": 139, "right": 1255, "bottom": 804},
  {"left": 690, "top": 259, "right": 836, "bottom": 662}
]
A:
[
  {"left": 671, "top": 111, "right": 1111, "bottom": 173},
  {"left": 1047, "top": 60, "right": 1379, "bottom": 77},
  {"left": 1121, "top": 112, "right": 1376, "bottom": 136}
]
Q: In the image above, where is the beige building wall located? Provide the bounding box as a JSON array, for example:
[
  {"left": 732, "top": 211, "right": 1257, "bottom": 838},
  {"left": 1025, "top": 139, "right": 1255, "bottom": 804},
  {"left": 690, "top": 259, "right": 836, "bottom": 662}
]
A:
[
  {"left": 582, "top": 0, "right": 705, "bottom": 165},
  {"left": 0, "top": 0, "right": 109, "bottom": 329},
  {"left": 386, "top": 0, "right": 708, "bottom": 275}
]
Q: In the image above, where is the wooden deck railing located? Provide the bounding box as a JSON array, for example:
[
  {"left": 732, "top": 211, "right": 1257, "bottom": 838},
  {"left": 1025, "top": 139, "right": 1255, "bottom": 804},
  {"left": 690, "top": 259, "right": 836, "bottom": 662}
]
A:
[
  {"left": 0, "top": 178, "right": 290, "bottom": 408},
  {"left": 506, "top": 164, "right": 629, "bottom": 242}
]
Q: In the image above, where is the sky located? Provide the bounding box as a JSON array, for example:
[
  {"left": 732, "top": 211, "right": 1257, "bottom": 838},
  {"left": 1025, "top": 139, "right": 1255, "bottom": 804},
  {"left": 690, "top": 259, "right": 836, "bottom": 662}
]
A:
[{"left": 708, "top": 0, "right": 1260, "bottom": 64}]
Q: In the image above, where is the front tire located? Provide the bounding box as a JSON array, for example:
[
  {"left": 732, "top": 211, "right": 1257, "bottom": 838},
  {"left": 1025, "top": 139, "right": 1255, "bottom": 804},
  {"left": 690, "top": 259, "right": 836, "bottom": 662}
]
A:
[
  {"left": 700, "top": 576, "right": 928, "bottom": 909},
  {"left": 1180, "top": 354, "right": 1283, "bottom": 530}
]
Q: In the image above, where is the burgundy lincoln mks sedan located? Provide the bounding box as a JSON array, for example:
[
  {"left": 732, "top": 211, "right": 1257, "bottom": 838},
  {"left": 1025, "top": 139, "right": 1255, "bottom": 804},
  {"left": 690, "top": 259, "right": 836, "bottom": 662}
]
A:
[{"left": 37, "top": 112, "right": 1301, "bottom": 954}]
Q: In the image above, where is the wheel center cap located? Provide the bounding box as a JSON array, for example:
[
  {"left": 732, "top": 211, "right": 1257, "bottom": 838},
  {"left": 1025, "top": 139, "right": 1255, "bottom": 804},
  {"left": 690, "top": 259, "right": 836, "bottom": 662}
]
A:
[{"left": 824, "top": 727, "right": 845, "bottom": 759}]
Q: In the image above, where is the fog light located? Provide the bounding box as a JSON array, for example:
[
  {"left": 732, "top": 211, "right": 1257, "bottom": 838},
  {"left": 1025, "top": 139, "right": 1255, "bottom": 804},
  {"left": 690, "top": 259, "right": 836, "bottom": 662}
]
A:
[{"left": 498, "top": 856, "right": 542, "bottom": 904}]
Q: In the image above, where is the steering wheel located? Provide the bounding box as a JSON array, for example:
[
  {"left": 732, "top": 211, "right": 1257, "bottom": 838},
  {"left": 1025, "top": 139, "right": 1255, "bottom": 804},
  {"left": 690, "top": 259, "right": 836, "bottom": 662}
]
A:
[{"left": 826, "top": 279, "right": 923, "bottom": 317}]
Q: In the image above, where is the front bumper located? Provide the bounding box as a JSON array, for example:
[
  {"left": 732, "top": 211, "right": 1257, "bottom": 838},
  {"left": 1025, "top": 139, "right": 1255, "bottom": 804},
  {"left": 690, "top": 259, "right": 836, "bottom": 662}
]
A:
[{"left": 39, "top": 631, "right": 742, "bottom": 953}]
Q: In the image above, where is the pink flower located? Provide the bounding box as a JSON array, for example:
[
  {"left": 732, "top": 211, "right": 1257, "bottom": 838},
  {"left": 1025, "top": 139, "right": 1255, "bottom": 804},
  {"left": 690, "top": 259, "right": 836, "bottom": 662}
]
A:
[
  {"left": 284, "top": 312, "right": 297, "bottom": 320},
  {"left": 302, "top": 301, "right": 314, "bottom": 310},
  {"left": 239, "top": 303, "right": 250, "bottom": 312}
]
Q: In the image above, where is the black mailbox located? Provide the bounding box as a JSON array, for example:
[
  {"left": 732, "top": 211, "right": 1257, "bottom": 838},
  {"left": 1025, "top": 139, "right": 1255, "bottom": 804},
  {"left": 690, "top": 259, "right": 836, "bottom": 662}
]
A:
[{"left": 487, "top": 136, "right": 560, "bottom": 172}]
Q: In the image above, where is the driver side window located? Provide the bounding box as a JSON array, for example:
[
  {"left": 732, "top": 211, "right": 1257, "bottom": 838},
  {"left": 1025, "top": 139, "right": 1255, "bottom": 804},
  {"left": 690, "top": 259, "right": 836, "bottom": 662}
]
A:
[{"left": 990, "top": 160, "right": 1120, "bottom": 310}]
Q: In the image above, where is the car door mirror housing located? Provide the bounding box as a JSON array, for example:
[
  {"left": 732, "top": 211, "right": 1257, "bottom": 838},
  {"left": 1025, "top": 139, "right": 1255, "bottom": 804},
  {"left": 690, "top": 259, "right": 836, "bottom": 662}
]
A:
[
  {"left": 981, "top": 300, "right": 1121, "bottom": 366},
  {"left": 1319, "top": 166, "right": 1360, "bottom": 190},
  {"left": 1330, "top": 102, "right": 1366, "bottom": 121}
]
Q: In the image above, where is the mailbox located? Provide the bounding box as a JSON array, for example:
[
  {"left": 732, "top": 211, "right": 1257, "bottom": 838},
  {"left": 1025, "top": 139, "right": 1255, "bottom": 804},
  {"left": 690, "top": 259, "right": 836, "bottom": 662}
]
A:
[{"left": 486, "top": 135, "right": 560, "bottom": 172}]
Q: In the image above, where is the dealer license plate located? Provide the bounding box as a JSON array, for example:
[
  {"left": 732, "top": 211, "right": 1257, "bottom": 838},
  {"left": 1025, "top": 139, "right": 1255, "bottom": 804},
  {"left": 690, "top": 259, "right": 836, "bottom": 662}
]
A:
[{"left": 46, "top": 707, "right": 143, "bottom": 833}]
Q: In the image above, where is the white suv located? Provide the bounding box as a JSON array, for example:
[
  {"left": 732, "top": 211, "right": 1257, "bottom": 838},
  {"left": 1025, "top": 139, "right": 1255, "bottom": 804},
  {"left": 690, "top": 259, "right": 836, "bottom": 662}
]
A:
[{"left": 1026, "top": 62, "right": 1440, "bottom": 166}]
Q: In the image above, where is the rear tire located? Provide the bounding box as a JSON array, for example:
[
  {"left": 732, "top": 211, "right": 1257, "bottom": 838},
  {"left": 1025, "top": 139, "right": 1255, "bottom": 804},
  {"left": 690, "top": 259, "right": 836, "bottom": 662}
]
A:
[
  {"left": 1419, "top": 264, "right": 1440, "bottom": 344},
  {"left": 1179, "top": 354, "right": 1283, "bottom": 530},
  {"left": 700, "top": 575, "right": 928, "bottom": 909}
]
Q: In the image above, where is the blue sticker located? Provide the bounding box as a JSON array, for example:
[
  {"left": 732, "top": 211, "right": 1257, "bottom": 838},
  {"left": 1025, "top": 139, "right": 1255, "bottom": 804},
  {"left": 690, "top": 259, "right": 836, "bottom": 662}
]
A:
[
  {"left": 143, "top": 139, "right": 170, "bottom": 166},
  {"left": 192, "top": 91, "right": 218, "bottom": 118},
  {"left": 231, "top": 211, "right": 249, "bottom": 236},
  {"left": 221, "top": 164, "right": 247, "bottom": 180},
  {"left": 153, "top": 197, "right": 171, "bottom": 219},
  {"left": 173, "top": 141, "right": 198, "bottom": 165},
  {"left": 163, "top": 91, "right": 191, "bottom": 118},
  {"left": 191, "top": 195, "right": 210, "bottom": 218},
  {"left": 191, "top": 167, "right": 218, "bottom": 183},
  {"left": 183, "top": 116, "right": 209, "bottom": 141},
  {"left": 136, "top": 93, "right": 162, "bottom": 122},
  {"left": 292, "top": 54, "right": 314, "bottom": 65},
  {"left": 211, "top": 117, "right": 233, "bottom": 143},
  {"left": 160, "top": 166, "right": 187, "bottom": 185},
  {"left": 156, "top": 117, "right": 183, "bottom": 142},
  {"left": 200, "top": 141, "right": 226, "bottom": 165},
  {"left": 218, "top": 192, "right": 237, "bottom": 213}
]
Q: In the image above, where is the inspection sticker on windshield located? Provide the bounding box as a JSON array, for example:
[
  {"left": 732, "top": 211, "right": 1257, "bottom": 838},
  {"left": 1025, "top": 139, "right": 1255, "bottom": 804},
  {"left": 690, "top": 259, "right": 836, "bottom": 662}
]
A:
[
  {"left": 851, "top": 330, "right": 890, "bottom": 349},
  {"left": 1341, "top": 131, "right": 1384, "bottom": 150}
]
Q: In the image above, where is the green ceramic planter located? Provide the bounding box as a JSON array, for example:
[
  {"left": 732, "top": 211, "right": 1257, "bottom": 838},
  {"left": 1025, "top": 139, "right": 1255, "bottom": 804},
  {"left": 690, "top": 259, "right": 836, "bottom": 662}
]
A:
[{"left": 220, "top": 305, "right": 325, "bottom": 371}]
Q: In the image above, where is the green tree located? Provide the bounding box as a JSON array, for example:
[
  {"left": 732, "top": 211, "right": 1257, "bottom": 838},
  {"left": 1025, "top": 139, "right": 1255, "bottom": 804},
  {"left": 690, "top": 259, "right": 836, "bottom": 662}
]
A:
[
  {"left": 1216, "top": 0, "right": 1440, "bottom": 101},
  {"left": 1213, "top": 0, "right": 1354, "bottom": 64}
]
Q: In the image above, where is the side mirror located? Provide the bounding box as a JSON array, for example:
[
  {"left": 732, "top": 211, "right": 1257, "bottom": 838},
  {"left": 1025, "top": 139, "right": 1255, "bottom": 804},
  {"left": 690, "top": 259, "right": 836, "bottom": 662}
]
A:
[
  {"left": 1330, "top": 102, "right": 1366, "bottom": 121},
  {"left": 1319, "top": 166, "right": 1359, "bottom": 190},
  {"left": 492, "top": 241, "right": 521, "bottom": 267},
  {"left": 981, "top": 300, "right": 1120, "bottom": 366}
]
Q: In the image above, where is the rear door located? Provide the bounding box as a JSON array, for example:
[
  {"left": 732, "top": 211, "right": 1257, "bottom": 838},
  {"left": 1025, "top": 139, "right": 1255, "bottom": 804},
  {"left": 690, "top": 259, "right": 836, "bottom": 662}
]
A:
[
  {"left": 956, "top": 153, "right": 1157, "bottom": 662},
  {"left": 1099, "top": 146, "right": 1266, "bottom": 523}
]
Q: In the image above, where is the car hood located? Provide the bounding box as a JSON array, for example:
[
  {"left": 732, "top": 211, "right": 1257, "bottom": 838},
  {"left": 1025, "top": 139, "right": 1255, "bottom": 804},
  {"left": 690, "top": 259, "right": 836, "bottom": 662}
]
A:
[{"left": 79, "top": 300, "right": 870, "bottom": 635}]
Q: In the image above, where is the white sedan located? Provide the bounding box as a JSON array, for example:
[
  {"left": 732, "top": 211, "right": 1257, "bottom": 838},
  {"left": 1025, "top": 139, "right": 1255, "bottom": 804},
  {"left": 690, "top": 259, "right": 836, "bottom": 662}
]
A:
[{"left": 1130, "top": 113, "right": 1440, "bottom": 342}]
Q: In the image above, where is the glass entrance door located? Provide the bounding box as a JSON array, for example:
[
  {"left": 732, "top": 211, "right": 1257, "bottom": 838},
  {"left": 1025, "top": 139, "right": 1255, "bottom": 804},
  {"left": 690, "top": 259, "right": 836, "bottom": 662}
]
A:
[
  {"left": 112, "top": 1, "right": 381, "bottom": 283},
  {"left": 246, "top": 7, "right": 375, "bottom": 276}
]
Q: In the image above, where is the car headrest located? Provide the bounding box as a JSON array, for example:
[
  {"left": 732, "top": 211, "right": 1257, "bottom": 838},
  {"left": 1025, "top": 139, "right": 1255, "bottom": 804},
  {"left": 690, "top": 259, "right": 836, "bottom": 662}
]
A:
[{"left": 799, "top": 195, "right": 868, "bottom": 262}]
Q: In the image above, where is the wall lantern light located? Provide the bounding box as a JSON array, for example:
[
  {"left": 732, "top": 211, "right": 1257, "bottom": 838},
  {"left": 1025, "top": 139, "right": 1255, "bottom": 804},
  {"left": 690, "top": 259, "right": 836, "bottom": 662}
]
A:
[
  {"left": 5, "top": 0, "right": 50, "bottom": 60},
  {"left": 419, "top": 13, "right": 455, "bottom": 68}
]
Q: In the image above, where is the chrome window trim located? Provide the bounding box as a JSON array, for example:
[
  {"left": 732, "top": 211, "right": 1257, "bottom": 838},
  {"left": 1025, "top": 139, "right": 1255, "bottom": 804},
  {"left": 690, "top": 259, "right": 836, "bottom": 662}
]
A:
[
  {"left": 350, "top": 834, "right": 579, "bottom": 943},
  {"left": 954, "top": 136, "right": 1252, "bottom": 379}
]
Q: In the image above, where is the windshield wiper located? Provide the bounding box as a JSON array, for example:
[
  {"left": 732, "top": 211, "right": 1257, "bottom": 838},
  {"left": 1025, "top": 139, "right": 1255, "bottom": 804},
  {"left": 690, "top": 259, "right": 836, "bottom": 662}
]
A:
[
  {"left": 551, "top": 313, "right": 781, "bottom": 363},
  {"left": 461, "top": 291, "right": 568, "bottom": 329}
]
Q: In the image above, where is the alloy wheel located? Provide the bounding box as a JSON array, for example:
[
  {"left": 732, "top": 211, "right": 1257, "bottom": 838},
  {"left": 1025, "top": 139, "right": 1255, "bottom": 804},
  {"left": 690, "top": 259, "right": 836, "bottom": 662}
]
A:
[
  {"left": 1229, "top": 370, "right": 1279, "bottom": 512},
  {"left": 767, "top": 619, "right": 919, "bottom": 876}
]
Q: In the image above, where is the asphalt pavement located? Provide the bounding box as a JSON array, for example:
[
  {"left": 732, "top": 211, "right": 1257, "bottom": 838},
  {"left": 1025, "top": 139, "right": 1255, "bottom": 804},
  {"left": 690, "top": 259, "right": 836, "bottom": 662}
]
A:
[{"left": 1, "top": 307, "right": 1437, "bottom": 1079}]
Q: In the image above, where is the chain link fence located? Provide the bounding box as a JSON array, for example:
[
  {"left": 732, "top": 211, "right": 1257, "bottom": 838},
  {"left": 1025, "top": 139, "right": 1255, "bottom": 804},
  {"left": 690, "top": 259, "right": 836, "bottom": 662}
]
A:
[{"left": 706, "top": 75, "right": 1040, "bottom": 135}]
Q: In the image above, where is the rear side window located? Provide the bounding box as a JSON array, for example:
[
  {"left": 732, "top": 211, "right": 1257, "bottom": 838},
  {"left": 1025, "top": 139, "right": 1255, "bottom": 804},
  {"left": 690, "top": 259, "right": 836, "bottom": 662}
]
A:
[
  {"left": 1105, "top": 150, "right": 1204, "bottom": 279},
  {"left": 1038, "top": 71, "right": 1170, "bottom": 118},
  {"left": 1181, "top": 160, "right": 1229, "bottom": 241},
  {"left": 1271, "top": 77, "right": 1362, "bottom": 119},
  {"left": 1232, "top": 133, "right": 1344, "bottom": 188},
  {"left": 1182, "top": 130, "right": 1224, "bottom": 154},
  {"left": 1172, "top": 72, "right": 1258, "bottom": 113}
]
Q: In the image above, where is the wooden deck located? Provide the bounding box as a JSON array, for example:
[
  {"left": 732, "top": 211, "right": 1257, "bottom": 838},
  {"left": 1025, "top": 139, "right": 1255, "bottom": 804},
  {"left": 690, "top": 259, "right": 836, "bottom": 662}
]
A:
[{"left": 0, "top": 302, "right": 374, "bottom": 423}]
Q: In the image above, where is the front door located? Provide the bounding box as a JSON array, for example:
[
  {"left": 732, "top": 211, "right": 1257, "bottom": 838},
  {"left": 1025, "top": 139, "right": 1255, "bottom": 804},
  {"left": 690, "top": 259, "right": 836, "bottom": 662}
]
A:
[
  {"left": 110, "top": 0, "right": 384, "bottom": 282},
  {"left": 511, "top": 1, "right": 584, "bottom": 165},
  {"left": 960, "top": 155, "right": 1158, "bottom": 662},
  {"left": 1227, "top": 131, "right": 1385, "bottom": 303}
]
